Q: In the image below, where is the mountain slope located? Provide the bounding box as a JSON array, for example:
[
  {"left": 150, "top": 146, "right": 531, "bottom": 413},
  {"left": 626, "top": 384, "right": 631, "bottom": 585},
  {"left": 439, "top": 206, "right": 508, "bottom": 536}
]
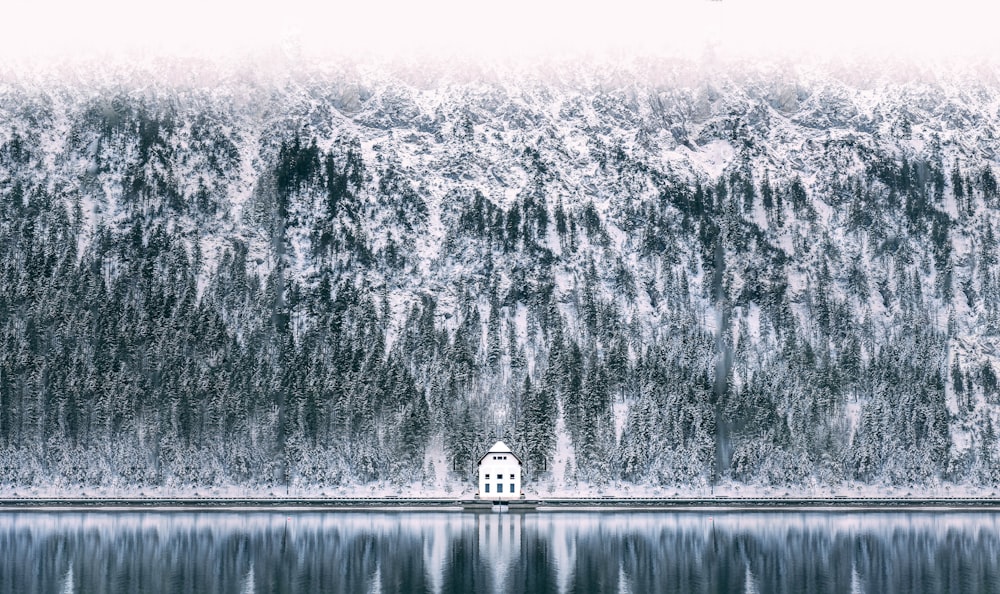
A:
[{"left": 1, "top": 57, "right": 999, "bottom": 494}]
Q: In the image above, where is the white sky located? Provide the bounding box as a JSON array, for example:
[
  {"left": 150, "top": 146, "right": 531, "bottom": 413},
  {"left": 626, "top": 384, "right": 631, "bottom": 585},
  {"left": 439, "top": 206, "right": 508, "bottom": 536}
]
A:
[{"left": 3, "top": 0, "right": 998, "bottom": 61}]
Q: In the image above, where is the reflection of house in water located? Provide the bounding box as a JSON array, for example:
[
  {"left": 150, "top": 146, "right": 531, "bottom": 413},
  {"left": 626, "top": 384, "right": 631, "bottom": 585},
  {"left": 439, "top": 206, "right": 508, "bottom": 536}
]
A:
[
  {"left": 477, "top": 512, "right": 522, "bottom": 593},
  {"left": 422, "top": 520, "right": 452, "bottom": 594},
  {"left": 422, "top": 513, "right": 526, "bottom": 594}
]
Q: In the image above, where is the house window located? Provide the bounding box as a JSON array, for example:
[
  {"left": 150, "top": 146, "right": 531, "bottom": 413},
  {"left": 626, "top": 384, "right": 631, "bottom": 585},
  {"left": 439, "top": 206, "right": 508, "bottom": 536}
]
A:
[
  {"left": 485, "top": 484, "right": 490, "bottom": 493},
  {"left": 485, "top": 474, "right": 490, "bottom": 479},
  {"left": 497, "top": 484, "right": 503, "bottom": 493},
  {"left": 497, "top": 474, "right": 503, "bottom": 480},
  {"left": 510, "top": 483, "right": 515, "bottom": 493}
]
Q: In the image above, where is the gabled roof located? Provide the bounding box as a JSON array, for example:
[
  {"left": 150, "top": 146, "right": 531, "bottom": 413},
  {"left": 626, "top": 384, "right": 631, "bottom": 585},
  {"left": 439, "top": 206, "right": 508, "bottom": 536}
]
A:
[{"left": 478, "top": 441, "right": 521, "bottom": 466}]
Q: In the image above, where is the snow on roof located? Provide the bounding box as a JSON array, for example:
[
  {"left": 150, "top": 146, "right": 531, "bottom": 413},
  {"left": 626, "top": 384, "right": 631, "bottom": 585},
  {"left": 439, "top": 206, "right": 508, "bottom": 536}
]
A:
[
  {"left": 489, "top": 441, "right": 512, "bottom": 453},
  {"left": 478, "top": 441, "right": 521, "bottom": 465}
]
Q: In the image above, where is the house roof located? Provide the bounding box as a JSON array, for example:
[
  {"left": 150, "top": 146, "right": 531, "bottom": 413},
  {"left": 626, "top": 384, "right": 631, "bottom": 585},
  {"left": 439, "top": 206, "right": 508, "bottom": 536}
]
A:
[{"left": 478, "top": 441, "right": 521, "bottom": 466}]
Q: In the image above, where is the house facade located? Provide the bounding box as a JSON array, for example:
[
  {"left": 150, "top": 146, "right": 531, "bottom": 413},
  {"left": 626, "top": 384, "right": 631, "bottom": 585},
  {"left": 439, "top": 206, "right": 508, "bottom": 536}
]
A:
[{"left": 477, "top": 441, "right": 522, "bottom": 499}]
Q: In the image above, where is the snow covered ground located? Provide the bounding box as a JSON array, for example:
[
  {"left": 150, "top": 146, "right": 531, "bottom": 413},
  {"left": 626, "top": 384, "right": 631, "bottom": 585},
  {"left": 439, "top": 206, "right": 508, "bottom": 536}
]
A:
[{"left": 1, "top": 479, "right": 998, "bottom": 501}]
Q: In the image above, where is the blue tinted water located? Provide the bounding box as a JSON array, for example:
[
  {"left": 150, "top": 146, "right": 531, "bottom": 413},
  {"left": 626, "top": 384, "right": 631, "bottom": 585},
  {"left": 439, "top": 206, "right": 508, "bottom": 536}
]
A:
[{"left": 1, "top": 511, "right": 998, "bottom": 593}]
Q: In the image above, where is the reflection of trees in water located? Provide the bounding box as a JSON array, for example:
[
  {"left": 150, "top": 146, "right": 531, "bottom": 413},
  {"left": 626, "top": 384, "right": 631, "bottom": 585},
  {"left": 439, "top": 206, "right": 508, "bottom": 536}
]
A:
[{"left": 0, "top": 512, "right": 998, "bottom": 593}]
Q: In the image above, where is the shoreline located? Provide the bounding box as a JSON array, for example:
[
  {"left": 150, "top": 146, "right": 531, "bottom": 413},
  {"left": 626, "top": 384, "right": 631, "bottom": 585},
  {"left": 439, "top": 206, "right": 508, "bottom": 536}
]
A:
[{"left": 4, "top": 497, "right": 1000, "bottom": 512}]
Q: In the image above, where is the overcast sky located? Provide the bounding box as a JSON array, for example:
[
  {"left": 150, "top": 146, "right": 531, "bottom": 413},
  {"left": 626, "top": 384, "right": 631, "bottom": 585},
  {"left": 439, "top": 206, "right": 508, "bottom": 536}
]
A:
[{"left": 4, "top": 0, "right": 998, "bottom": 62}]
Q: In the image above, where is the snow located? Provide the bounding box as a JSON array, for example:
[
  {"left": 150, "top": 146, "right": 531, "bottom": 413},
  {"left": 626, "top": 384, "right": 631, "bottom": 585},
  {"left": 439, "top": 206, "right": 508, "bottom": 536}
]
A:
[
  {"left": 689, "top": 139, "right": 735, "bottom": 180},
  {"left": 412, "top": 171, "right": 445, "bottom": 279},
  {"left": 544, "top": 403, "right": 576, "bottom": 496},
  {"left": 422, "top": 435, "right": 454, "bottom": 496},
  {"left": 844, "top": 399, "right": 863, "bottom": 444},
  {"left": 39, "top": 98, "right": 71, "bottom": 196},
  {"left": 952, "top": 425, "right": 973, "bottom": 454},
  {"left": 613, "top": 398, "right": 628, "bottom": 444},
  {"left": 485, "top": 441, "right": 513, "bottom": 454},
  {"left": 744, "top": 303, "right": 762, "bottom": 342},
  {"left": 384, "top": 291, "right": 418, "bottom": 353},
  {"left": 4, "top": 57, "right": 1000, "bottom": 499},
  {"left": 194, "top": 233, "right": 223, "bottom": 300},
  {"left": 3, "top": 472, "right": 1000, "bottom": 500}
]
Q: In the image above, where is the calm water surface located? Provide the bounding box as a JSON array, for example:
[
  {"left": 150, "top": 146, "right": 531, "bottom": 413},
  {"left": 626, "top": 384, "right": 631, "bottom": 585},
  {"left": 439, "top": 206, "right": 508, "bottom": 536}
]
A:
[{"left": 2, "top": 510, "right": 999, "bottom": 593}]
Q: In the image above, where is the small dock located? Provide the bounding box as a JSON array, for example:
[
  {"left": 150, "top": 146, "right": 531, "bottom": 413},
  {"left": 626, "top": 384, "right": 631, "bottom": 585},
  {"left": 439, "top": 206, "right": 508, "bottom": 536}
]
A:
[{"left": 460, "top": 499, "right": 539, "bottom": 512}]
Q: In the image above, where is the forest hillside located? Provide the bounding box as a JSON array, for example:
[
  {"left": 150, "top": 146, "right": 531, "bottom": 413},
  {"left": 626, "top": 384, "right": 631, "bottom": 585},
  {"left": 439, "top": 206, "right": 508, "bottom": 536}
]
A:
[{"left": 2, "top": 57, "right": 999, "bottom": 494}]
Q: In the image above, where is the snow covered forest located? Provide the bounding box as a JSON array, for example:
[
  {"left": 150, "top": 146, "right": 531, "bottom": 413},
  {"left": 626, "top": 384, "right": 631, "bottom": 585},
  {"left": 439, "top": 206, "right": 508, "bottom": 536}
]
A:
[{"left": 1, "top": 57, "right": 999, "bottom": 494}]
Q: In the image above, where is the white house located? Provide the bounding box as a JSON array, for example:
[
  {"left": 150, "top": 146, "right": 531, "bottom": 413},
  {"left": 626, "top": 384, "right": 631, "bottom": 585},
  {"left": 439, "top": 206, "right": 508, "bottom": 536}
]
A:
[{"left": 477, "top": 441, "right": 522, "bottom": 499}]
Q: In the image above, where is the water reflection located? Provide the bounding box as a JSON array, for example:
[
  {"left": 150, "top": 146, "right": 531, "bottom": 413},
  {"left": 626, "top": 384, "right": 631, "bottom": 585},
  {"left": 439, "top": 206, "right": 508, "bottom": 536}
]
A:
[{"left": 1, "top": 511, "right": 999, "bottom": 593}]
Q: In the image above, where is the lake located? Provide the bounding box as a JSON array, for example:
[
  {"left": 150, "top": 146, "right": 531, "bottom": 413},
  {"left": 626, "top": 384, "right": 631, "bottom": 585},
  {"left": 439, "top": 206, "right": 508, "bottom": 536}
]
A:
[{"left": 1, "top": 510, "right": 999, "bottom": 593}]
